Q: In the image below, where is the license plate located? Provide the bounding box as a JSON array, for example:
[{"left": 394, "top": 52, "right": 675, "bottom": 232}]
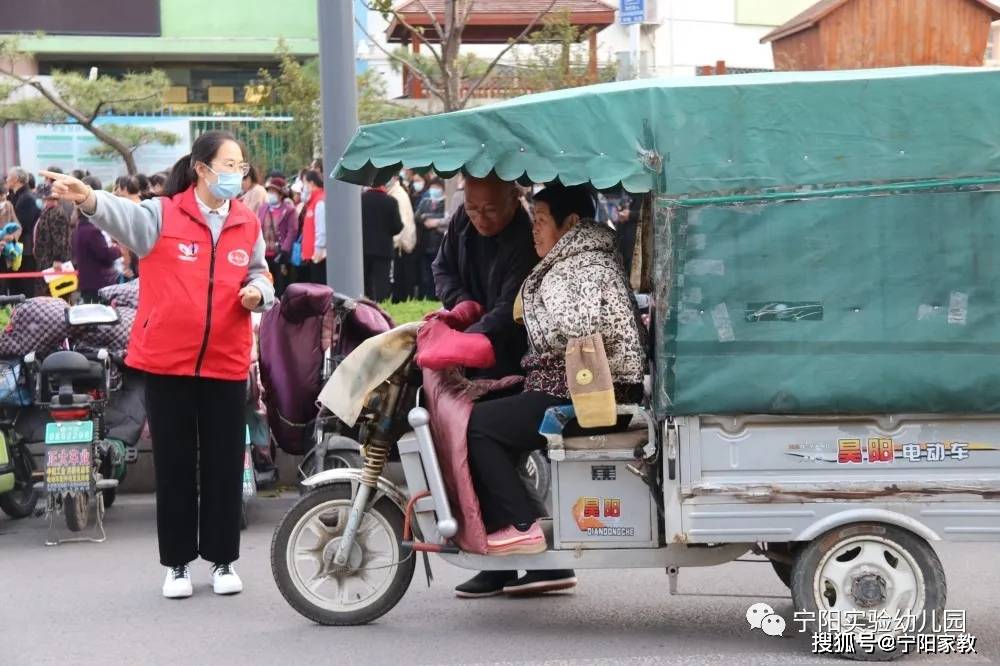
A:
[{"left": 45, "top": 421, "right": 94, "bottom": 445}]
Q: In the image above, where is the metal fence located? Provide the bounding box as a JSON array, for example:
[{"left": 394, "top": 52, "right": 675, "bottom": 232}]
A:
[{"left": 111, "top": 108, "right": 303, "bottom": 176}]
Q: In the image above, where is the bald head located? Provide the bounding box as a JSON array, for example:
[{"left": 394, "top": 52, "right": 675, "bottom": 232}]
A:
[{"left": 464, "top": 175, "right": 520, "bottom": 237}]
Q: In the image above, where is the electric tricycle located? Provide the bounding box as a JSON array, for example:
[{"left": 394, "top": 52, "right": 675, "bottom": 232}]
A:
[{"left": 271, "top": 67, "right": 1000, "bottom": 661}]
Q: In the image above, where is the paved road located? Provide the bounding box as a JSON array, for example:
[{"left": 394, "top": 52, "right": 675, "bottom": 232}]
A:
[{"left": 2, "top": 494, "right": 997, "bottom": 665}]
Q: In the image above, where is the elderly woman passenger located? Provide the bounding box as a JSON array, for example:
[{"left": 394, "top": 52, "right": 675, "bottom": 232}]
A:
[{"left": 466, "top": 182, "right": 647, "bottom": 564}]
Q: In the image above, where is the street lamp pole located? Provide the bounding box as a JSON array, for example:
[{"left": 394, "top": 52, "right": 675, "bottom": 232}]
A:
[{"left": 317, "top": 0, "right": 364, "bottom": 296}]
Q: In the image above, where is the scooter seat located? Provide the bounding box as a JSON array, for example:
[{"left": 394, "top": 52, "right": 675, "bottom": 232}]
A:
[
  {"left": 41, "top": 351, "right": 104, "bottom": 385},
  {"left": 41, "top": 351, "right": 92, "bottom": 376}
]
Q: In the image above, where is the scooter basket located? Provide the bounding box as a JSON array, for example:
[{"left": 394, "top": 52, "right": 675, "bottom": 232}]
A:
[{"left": 0, "top": 359, "right": 32, "bottom": 407}]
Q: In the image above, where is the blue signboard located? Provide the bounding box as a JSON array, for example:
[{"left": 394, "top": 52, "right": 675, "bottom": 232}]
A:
[{"left": 619, "top": 0, "right": 645, "bottom": 25}]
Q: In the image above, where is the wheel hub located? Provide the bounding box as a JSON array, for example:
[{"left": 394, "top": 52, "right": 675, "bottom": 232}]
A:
[
  {"left": 850, "top": 572, "right": 887, "bottom": 607},
  {"left": 322, "top": 536, "right": 364, "bottom": 573}
]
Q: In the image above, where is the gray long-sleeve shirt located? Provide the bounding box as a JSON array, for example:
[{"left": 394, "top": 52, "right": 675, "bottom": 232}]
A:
[{"left": 82, "top": 190, "right": 274, "bottom": 312}]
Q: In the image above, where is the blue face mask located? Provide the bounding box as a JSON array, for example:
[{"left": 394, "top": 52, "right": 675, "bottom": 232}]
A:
[{"left": 205, "top": 165, "right": 244, "bottom": 200}]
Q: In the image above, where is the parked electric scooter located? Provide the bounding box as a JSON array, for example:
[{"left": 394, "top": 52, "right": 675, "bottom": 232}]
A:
[
  {"left": 30, "top": 303, "right": 129, "bottom": 543},
  {"left": 0, "top": 294, "right": 41, "bottom": 520}
]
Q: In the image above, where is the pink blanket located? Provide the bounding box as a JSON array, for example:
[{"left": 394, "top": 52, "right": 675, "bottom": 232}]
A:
[{"left": 422, "top": 368, "right": 523, "bottom": 554}]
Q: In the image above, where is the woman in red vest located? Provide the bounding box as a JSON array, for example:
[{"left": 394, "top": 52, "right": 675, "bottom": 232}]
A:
[
  {"left": 42, "top": 131, "right": 275, "bottom": 600},
  {"left": 297, "top": 169, "right": 326, "bottom": 283}
]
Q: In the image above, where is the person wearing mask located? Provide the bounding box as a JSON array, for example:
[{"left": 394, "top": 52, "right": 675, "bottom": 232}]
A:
[
  {"left": 416, "top": 174, "right": 574, "bottom": 598},
  {"left": 388, "top": 175, "right": 417, "bottom": 302},
  {"left": 360, "top": 185, "right": 403, "bottom": 302},
  {"left": 239, "top": 165, "right": 267, "bottom": 214},
  {"left": 4, "top": 167, "right": 40, "bottom": 295},
  {"left": 298, "top": 170, "right": 326, "bottom": 284},
  {"left": 415, "top": 178, "right": 447, "bottom": 299},
  {"left": 43, "top": 130, "right": 275, "bottom": 599},
  {"left": 257, "top": 176, "right": 298, "bottom": 296},
  {"left": 408, "top": 172, "right": 426, "bottom": 210}
]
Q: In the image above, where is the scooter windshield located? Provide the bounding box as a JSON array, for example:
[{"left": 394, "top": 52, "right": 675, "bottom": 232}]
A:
[{"left": 317, "top": 322, "right": 420, "bottom": 427}]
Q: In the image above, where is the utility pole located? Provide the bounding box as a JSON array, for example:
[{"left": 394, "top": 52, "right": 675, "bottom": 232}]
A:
[{"left": 317, "top": 0, "right": 364, "bottom": 296}]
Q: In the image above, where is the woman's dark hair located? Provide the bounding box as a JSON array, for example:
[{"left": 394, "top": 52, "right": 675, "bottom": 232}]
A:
[
  {"left": 533, "top": 183, "right": 596, "bottom": 227},
  {"left": 426, "top": 177, "right": 445, "bottom": 189},
  {"left": 27, "top": 173, "right": 35, "bottom": 190},
  {"left": 71, "top": 169, "right": 88, "bottom": 180},
  {"left": 303, "top": 169, "right": 324, "bottom": 188},
  {"left": 81, "top": 175, "right": 103, "bottom": 191},
  {"left": 149, "top": 172, "right": 167, "bottom": 188},
  {"left": 114, "top": 175, "right": 141, "bottom": 196},
  {"left": 135, "top": 173, "right": 150, "bottom": 191},
  {"left": 164, "top": 130, "right": 246, "bottom": 197}
]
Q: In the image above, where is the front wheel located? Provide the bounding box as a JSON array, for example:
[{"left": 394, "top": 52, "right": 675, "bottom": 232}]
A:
[
  {"left": 271, "top": 482, "right": 415, "bottom": 625},
  {"left": 791, "top": 523, "right": 946, "bottom": 661}
]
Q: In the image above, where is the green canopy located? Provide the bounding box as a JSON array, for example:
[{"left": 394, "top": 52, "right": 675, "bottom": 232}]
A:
[{"left": 335, "top": 66, "right": 1000, "bottom": 194}]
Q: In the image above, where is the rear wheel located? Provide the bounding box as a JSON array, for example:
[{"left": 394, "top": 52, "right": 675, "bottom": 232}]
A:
[
  {"left": 271, "top": 482, "right": 415, "bottom": 625},
  {"left": 791, "top": 523, "right": 946, "bottom": 661},
  {"left": 521, "top": 450, "right": 551, "bottom": 505},
  {"left": 0, "top": 443, "right": 40, "bottom": 519},
  {"left": 64, "top": 492, "right": 90, "bottom": 532}
]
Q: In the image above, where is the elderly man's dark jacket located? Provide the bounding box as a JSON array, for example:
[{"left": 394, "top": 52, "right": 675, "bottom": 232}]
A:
[
  {"left": 9, "top": 185, "right": 39, "bottom": 256},
  {"left": 432, "top": 204, "right": 538, "bottom": 378}
]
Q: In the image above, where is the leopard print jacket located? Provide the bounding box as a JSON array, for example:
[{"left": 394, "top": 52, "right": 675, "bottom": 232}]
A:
[{"left": 520, "top": 221, "right": 646, "bottom": 399}]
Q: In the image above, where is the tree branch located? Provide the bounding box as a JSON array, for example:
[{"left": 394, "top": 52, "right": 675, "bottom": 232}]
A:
[
  {"left": 360, "top": 1, "right": 445, "bottom": 72},
  {"left": 412, "top": 0, "right": 446, "bottom": 43},
  {"left": 459, "top": 0, "right": 559, "bottom": 106},
  {"left": 460, "top": 0, "right": 476, "bottom": 26},
  {"left": 355, "top": 17, "right": 445, "bottom": 103},
  {"left": 88, "top": 89, "right": 161, "bottom": 123}
]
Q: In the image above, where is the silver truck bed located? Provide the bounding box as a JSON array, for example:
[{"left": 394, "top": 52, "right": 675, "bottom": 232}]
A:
[{"left": 672, "top": 414, "right": 1000, "bottom": 544}]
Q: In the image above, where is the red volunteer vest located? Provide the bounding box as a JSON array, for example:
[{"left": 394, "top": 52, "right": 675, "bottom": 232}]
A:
[
  {"left": 300, "top": 188, "right": 324, "bottom": 261},
  {"left": 127, "top": 186, "right": 260, "bottom": 380}
]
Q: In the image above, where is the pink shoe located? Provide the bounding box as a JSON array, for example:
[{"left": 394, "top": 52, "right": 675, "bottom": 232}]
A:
[{"left": 486, "top": 521, "right": 546, "bottom": 555}]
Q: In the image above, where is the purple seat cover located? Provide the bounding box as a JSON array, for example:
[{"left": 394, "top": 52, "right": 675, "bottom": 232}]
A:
[{"left": 259, "top": 283, "right": 333, "bottom": 455}]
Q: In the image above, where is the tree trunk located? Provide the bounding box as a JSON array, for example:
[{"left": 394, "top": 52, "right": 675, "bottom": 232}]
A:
[
  {"left": 85, "top": 121, "right": 138, "bottom": 174},
  {"left": 442, "top": 0, "right": 464, "bottom": 111}
]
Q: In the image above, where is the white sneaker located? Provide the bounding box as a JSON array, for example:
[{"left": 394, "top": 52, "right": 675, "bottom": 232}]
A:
[
  {"left": 162, "top": 564, "right": 193, "bottom": 599},
  {"left": 211, "top": 563, "right": 243, "bottom": 595}
]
